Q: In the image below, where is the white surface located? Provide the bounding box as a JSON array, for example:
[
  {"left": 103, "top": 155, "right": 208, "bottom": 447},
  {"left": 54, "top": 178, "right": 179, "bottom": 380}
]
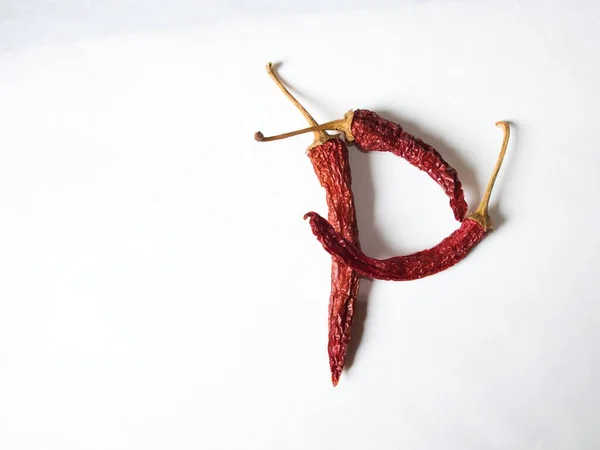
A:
[
  {"left": 1, "top": 1, "right": 600, "bottom": 449},
  {"left": 0, "top": 0, "right": 403, "bottom": 51}
]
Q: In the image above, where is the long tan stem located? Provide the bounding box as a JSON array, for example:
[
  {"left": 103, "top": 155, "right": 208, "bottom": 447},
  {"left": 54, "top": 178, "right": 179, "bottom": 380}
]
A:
[
  {"left": 263, "top": 62, "right": 329, "bottom": 148},
  {"left": 467, "top": 121, "right": 510, "bottom": 231},
  {"left": 254, "top": 111, "right": 355, "bottom": 143},
  {"left": 266, "top": 63, "right": 319, "bottom": 128}
]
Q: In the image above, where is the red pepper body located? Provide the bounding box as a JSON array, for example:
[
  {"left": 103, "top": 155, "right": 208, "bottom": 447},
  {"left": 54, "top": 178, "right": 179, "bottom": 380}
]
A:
[
  {"left": 307, "top": 138, "right": 360, "bottom": 386},
  {"left": 351, "top": 109, "right": 468, "bottom": 222},
  {"left": 304, "top": 212, "right": 486, "bottom": 281}
]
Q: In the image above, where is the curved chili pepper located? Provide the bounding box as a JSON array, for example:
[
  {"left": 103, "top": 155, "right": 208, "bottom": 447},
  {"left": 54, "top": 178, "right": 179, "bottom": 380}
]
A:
[
  {"left": 259, "top": 64, "right": 360, "bottom": 386},
  {"left": 304, "top": 212, "right": 485, "bottom": 281},
  {"left": 257, "top": 109, "right": 467, "bottom": 222},
  {"left": 351, "top": 109, "right": 467, "bottom": 222},
  {"left": 257, "top": 111, "right": 510, "bottom": 282}
]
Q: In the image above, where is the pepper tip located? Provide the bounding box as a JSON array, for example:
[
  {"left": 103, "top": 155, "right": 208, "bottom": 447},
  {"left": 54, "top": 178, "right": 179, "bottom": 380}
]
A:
[
  {"left": 303, "top": 212, "right": 318, "bottom": 221},
  {"left": 331, "top": 373, "right": 340, "bottom": 387}
]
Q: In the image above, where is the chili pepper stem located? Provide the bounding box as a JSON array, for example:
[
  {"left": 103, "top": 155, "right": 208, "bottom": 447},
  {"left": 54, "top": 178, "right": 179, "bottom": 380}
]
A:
[
  {"left": 255, "top": 111, "right": 355, "bottom": 143},
  {"left": 264, "top": 62, "right": 331, "bottom": 149},
  {"left": 467, "top": 121, "right": 510, "bottom": 231}
]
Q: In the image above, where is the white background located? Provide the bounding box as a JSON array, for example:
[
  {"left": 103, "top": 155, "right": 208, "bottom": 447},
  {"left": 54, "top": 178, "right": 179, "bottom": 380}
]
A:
[{"left": 1, "top": 1, "right": 599, "bottom": 449}]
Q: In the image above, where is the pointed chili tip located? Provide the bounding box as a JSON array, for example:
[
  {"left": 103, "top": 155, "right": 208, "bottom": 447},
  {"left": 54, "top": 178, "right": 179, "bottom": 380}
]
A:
[
  {"left": 254, "top": 131, "right": 264, "bottom": 141},
  {"left": 331, "top": 373, "right": 340, "bottom": 387}
]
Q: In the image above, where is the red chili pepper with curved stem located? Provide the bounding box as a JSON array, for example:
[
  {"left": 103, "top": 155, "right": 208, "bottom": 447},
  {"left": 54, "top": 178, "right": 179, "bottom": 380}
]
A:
[
  {"left": 259, "top": 63, "right": 360, "bottom": 386},
  {"left": 257, "top": 109, "right": 468, "bottom": 222},
  {"left": 259, "top": 116, "right": 510, "bottom": 281},
  {"left": 349, "top": 109, "right": 468, "bottom": 222}
]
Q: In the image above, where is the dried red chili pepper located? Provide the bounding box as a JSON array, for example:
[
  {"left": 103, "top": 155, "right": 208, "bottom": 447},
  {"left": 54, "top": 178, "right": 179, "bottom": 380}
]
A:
[
  {"left": 304, "top": 212, "right": 486, "bottom": 281},
  {"left": 258, "top": 64, "right": 360, "bottom": 386},
  {"left": 257, "top": 109, "right": 468, "bottom": 222},
  {"left": 349, "top": 109, "right": 468, "bottom": 221},
  {"left": 259, "top": 114, "right": 510, "bottom": 281},
  {"left": 256, "top": 66, "right": 509, "bottom": 384}
]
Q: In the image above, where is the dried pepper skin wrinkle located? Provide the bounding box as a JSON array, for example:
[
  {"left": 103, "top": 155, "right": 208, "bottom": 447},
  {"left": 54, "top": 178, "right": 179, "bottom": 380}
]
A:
[
  {"left": 351, "top": 109, "right": 468, "bottom": 222},
  {"left": 308, "top": 138, "right": 360, "bottom": 387}
]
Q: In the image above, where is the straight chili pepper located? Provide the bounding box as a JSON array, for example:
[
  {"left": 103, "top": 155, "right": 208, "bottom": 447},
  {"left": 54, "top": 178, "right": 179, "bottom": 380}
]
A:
[
  {"left": 259, "top": 63, "right": 360, "bottom": 386},
  {"left": 259, "top": 114, "right": 510, "bottom": 281}
]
